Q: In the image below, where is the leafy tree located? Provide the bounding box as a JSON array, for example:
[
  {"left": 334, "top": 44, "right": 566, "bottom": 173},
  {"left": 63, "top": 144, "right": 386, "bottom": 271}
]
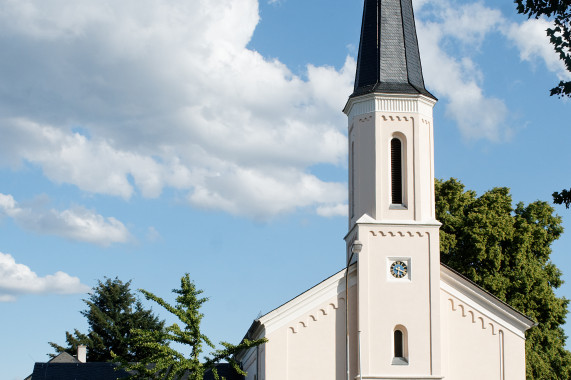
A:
[
  {"left": 117, "top": 274, "right": 266, "bottom": 380},
  {"left": 49, "top": 277, "right": 165, "bottom": 362},
  {"left": 553, "top": 188, "right": 571, "bottom": 208},
  {"left": 435, "top": 178, "right": 571, "bottom": 379},
  {"left": 515, "top": 0, "right": 571, "bottom": 97}
]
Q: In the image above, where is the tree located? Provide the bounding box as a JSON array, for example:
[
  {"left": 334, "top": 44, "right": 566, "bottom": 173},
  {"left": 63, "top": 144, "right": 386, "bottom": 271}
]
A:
[
  {"left": 117, "top": 274, "right": 266, "bottom": 380},
  {"left": 553, "top": 188, "right": 571, "bottom": 208},
  {"left": 435, "top": 178, "right": 571, "bottom": 379},
  {"left": 49, "top": 277, "right": 165, "bottom": 362},
  {"left": 515, "top": 0, "right": 571, "bottom": 97}
]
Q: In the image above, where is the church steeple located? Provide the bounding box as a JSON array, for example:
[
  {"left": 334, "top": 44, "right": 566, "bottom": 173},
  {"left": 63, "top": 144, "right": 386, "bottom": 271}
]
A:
[
  {"left": 352, "top": 0, "right": 435, "bottom": 100},
  {"left": 344, "top": 0, "right": 439, "bottom": 228}
]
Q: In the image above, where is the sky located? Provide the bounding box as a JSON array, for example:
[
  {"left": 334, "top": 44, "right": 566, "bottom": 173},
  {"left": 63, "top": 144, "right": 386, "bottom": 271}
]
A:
[{"left": 1, "top": 0, "right": 570, "bottom": 378}]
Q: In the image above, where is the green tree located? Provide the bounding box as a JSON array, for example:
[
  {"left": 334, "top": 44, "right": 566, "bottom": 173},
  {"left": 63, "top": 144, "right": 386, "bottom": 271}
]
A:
[
  {"left": 117, "top": 274, "right": 266, "bottom": 380},
  {"left": 49, "top": 277, "right": 165, "bottom": 362},
  {"left": 435, "top": 178, "right": 571, "bottom": 379},
  {"left": 515, "top": 0, "right": 571, "bottom": 97},
  {"left": 553, "top": 188, "right": 571, "bottom": 209}
]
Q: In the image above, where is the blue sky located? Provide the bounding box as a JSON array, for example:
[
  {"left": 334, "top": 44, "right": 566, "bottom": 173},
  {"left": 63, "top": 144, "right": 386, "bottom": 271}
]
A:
[{"left": 1, "top": 0, "right": 570, "bottom": 378}]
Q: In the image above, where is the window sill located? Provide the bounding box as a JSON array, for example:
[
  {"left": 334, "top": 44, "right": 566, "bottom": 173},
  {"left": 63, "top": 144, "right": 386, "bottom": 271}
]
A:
[
  {"left": 391, "top": 357, "right": 409, "bottom": 366},
  {"left": 389, "top": 204, "right": 408, "bottom": 210}
]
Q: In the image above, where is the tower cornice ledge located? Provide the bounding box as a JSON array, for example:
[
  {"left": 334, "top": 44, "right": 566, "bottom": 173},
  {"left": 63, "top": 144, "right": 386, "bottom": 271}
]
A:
[
  {"left": 343, "top": 92, "right": 437, "bottom": 120},
  {"left": 344, "top": 216, "right": 441, "bottom": 240}
]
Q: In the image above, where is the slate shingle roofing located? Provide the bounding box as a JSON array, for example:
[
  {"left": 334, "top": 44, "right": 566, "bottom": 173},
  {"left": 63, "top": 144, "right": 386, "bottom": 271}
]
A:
[
  {"left": 27, "top": 352, "right": 244, "bottom": 380},
  {"left": 352, "top": 0, "right": 436, "bottom": 99}
]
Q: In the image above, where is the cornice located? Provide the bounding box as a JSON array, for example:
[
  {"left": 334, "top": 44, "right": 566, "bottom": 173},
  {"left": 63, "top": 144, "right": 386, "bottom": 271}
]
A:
[{"left": 343, "top": 93, "right": 436, "bottom": 120}]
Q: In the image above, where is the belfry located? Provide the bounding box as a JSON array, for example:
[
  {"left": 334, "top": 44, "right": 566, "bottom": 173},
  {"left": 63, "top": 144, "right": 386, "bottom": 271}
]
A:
[{"left": 236, "top": 1, "right": 534, "bottom": 379}]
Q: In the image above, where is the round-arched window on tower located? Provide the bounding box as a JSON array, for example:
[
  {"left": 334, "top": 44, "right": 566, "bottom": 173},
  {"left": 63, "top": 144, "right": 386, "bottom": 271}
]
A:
[
  {"left": 391, "top": 138, "right": 403, "bottom": 205},
  {"left": 394, "top": 329, "right": 404, "bottom": 357},
  {"left": 392, "top": 325, "right": 409, "bottom": 365}
]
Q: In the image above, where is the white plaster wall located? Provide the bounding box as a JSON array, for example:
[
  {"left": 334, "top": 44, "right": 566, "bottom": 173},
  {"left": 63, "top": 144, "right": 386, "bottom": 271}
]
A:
[
  {"left": 441, "top": 292, "right": 527, "bottom": 380},
  {"left": 358, "top": 224, "right": 441, "bottom": 378},
  {"left": 346, "top": 94, "right": 436, "bottom": 228},
  {"left": 263, "top": 284, "right": 358, "bottom": 380}
]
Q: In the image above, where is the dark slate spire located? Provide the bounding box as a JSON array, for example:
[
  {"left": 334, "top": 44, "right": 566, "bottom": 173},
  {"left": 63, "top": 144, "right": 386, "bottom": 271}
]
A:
[{"left": 352, "top": 0, "right": 436, "bottom": 99}]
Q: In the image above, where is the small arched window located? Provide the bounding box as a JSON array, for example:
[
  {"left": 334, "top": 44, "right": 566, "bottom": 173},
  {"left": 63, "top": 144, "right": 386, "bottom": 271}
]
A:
[
  {"left": 391, "top": 138, "right": 403, "bottom": 205},
  {"left": 392, "top": 326, "right": 408, "bottom": 365},
  {"left": 394, "top": 330, "right": 404, "bottom": 357}
]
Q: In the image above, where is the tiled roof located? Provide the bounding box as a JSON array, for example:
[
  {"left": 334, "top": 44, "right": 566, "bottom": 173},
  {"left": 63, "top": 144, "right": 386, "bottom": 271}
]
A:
[
  {"left": 29, "top": 362, "right": 132, "bottom": 380},
  {"left": 47, "top": 352, "right": 80, "bottom": 363},
  {"left": 352, "top": 0, "right": 436, "bottom": 99},
  {"left": 28, "top": 361, "right": 243, "bottom": 380}
]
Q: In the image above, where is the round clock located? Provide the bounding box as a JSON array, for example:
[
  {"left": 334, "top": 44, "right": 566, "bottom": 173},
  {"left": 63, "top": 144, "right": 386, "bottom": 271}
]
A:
[{"left": 390, "top": 261, "right": 408, "bottom": 278}]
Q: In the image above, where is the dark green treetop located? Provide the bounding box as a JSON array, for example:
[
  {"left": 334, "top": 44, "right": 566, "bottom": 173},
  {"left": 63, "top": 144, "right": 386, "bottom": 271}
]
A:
[
  {"left": 435, "top": 178, "right": 570, "bottom": 379},
  {"left": 49, "top": 277, "right": 165, "bottom": 362},
  {"left": 117, "top": 274, "right": 267, "bottom": 380},
  {"left": 553, "top": 188, "right": 571, "bottom": 209}
]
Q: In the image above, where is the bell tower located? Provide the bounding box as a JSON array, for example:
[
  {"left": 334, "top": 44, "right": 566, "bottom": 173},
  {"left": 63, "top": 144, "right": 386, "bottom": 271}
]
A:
[{"left": 344, "top": 0, "right": 443, "bottom": 379}]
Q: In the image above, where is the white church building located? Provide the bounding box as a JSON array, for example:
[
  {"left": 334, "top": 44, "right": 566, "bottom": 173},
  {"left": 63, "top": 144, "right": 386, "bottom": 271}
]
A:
[{"left": 235, "top": 0, "right": 535, "bottom": 379}]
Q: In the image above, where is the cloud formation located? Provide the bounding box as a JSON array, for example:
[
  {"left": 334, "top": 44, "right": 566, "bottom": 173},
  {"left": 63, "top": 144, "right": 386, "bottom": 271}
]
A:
[
  {"left": 415, "top": 1, "right": 510, "bottom": 141},
  {"left": 0, "top": 0, "right": 566, "bottom": 219},
  {"left": 0, "top": 252, "right": 89, "bottom": 302},
  {"left": 0, "top": 193, "right": 130, "bottom": 246},
  {"left": 0, "top": 0, "right": 351, "bottom": 219},
  {"left": 506, "top": 18, "right": 571, "bottom": 82},
  {"left": 414, "top": 0, "right": 568, "bottom": 141}
]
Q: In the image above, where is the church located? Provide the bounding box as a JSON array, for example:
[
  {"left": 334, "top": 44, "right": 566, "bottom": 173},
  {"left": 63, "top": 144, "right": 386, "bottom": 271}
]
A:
[{"left": 234, "top": 0, "right": 535, "bottom": 379}]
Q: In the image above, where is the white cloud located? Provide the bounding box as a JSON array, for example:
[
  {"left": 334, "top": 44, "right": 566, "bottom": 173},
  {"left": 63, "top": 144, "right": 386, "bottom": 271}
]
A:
[
  {"left": 505, "top": 18, "right": 571, "bottom": 81},
  {"left": 415, "top": 1, "right": 510, "bottom": 141},
  {"left": 316, "top": 203, "right": 347, "bottom": 218},
  {"left": 0, "top": 0, "right": 352, "bottom": 219},
  {"left": 0, "top": 193, "right": 130, "bottom": 246},
  {"left": 0, "top": 252, "right": 89, "bottom": 301},
  {"left": 4, "top": 0, "right": 562, "bottom": 218},
  {"left": 146, "top": 226, "right": 161, "bottom": 242}
]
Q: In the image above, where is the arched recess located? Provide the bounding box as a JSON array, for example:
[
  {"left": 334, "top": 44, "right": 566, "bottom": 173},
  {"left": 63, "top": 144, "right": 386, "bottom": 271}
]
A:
[
  {"left": 392, "top": 325, "right": 409, "bottom": 365},
  {"left": 390, "top": 134, "right": 407, "bottom": 206}
]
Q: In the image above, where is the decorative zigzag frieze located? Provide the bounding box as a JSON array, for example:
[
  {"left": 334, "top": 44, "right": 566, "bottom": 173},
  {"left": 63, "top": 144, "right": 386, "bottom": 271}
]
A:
[
  {"left": 369, "top": 230, "right": 427, "bottom": 237},
  {"left": 381, "top": 115, "right": 411, "bottom": 122},
  {"left": 448, "top": 298, "right": 500, "bottom": 336},
  {"left": 288, "top": 297, "right": 345, "bottom": 334}
]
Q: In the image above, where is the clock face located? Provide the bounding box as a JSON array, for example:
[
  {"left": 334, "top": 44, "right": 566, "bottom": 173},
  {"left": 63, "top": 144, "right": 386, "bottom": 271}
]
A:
[{"left": 390, "top": 261, "right": 408, "bottom": 278}]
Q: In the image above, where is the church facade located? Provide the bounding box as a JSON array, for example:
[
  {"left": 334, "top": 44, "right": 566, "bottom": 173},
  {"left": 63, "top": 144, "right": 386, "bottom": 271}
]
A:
[{"left": 236, "top": 0, "right": 535, "bottom": 379}]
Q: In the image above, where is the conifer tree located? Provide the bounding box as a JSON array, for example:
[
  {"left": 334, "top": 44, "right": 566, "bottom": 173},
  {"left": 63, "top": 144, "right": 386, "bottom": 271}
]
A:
[
  {"left": 118, "top": 274, "right": 266, "bottom": 380},
  {"left": 435, "top": 178, "right": 571, "bottom": 379},
  {"left": 49, "top": 277, "right": 165, "bottom": 362}
]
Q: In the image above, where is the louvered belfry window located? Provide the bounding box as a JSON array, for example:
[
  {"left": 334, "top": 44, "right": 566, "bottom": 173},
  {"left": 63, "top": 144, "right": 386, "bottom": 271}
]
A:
[{"left": 391, "top": 138, "right": 403, "bottom": 204}]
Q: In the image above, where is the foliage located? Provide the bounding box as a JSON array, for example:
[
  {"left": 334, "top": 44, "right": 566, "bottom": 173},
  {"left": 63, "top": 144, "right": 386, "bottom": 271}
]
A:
[
  {"left": 117, "top": 274, "right": 267, "bottom": 380},
  {"left": 49, "top": 277, "right": 165, "bottom": 362},
  {"left": 514, "top": 0, "right": 571, "bottom": 97},
  {"left": 553, "top": 188, "right": 571, "bottom": 208},
  {"left": 435, "top": 178, "right": 571, "bottom": 379}
]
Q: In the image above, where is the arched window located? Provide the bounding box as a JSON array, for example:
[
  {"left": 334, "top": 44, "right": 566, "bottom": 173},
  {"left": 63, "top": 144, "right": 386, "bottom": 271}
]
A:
[
  {"left": 394, "top": 330, "right": 404, "bottom": 358},
  {"left": 391, "top": 138, "right": 403, "bottom": 205},
  {"left": 392, "top": 326, "right": 408, "bottom": 365}
]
